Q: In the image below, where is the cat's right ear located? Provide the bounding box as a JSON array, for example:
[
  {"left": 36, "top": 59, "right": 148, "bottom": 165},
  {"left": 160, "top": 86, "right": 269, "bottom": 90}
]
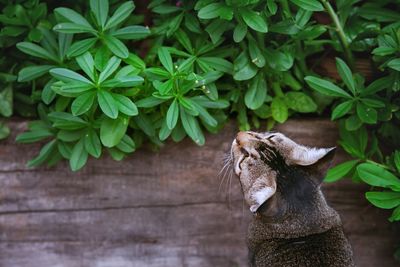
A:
[{"left": 296, "top": 147, "right": 336, "bottom": 183}]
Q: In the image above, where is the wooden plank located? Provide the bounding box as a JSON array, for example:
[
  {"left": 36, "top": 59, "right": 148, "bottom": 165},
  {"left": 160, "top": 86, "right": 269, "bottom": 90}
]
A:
[{"left": 0, "top": 119, "right": 398, "bottom": 267}]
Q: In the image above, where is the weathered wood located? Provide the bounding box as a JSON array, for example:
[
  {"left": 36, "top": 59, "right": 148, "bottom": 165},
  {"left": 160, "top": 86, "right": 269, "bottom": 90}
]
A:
[{"left": 0, "top": 119, "right": 398, "bottom": 267}]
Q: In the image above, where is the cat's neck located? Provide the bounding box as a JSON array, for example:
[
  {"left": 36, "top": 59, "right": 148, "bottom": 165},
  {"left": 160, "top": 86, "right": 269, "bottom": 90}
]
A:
[{"left": 249, "top": 190, "right": 341, "bottom": 240}]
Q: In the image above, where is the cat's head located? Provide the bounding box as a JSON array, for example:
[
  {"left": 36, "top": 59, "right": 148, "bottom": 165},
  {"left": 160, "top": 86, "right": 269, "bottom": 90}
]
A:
[{"left": 230, "top": 131, "right": 335, "bottom": 214}]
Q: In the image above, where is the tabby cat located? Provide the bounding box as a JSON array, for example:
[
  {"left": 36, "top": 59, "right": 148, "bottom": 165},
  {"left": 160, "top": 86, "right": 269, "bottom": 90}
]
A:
[{"left": 230, "top": 131, "right": 354, "bottom": 267}]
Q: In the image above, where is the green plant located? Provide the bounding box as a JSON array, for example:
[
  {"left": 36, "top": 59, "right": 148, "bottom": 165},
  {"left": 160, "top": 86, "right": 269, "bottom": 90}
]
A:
[{"left": 1, "top": 0, "right": 400, "bottom": 258}]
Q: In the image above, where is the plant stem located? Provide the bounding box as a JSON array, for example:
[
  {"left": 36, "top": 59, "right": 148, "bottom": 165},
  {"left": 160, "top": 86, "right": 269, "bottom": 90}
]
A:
[
  {"left": 272, "top": 82, "right": 284, "bottom": 97},
  {"left": 321, "top": 0, "right": 354, "bottom": 69}
]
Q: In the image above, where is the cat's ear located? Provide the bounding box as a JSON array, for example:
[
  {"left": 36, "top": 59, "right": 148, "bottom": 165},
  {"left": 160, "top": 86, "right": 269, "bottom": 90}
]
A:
[
  {"left": 293, "top": 146, "right": 336, "bottom": 181},
  {"left": 290, "top": 146, "right": 336, "bottom": 167}
]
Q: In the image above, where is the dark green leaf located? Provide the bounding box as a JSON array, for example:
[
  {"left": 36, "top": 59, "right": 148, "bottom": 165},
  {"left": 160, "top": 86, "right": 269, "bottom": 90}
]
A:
[
  {"left": 285, "top": 92, "right": 317, "bottom": 113},
  {"left": 240, "top": 9, "right": 268, "bottom": 33},
  {"left": 356, "top": 102, "right": 377, "bottom": 124},
  {"left": 112, "top": 26, "right": 150, "bottom": 40},
  {"left": 245, "top": 74, "right": 267, "bottom": 110},
  {"left": 76, "top": 52, "right": 95, "bottom": 81},
  {"left": 113, "top": 94, "right": 138, "bottom": 116},
  {"left": 105, "top": 1, "right": 135, "bottom": 29},
  {"left": 103, "top": 35, "right": 129, "bottom": 58},
  {"left": 84, "top": 129, "right": 102, "bottom": 158},
  {"left": 290, "top": 0, "right": 324, "bottom": 11},
  {"left": 98, "top": 90, "right": 119, "bottom": 118},
  {"left": 67, "top": 38, "right": 98, "bottom": 57},
  {"left": 166, "top": 98, "right": 179, "bottom": 130},
  {"left": 331, "top": 100, "right": 353, "bottom": 120},
  {"left": 271, "top": 97, "right": 288, "bottom": 123},
  {"left": 71, "top": 91, "right": 96, "bottom": 116},
  {"left": 158, "top": 47, "right": 174, "bottom": 73},
  {"left": 90, "top": 0, "right": 109, "bottom": 28},
  {"left": 336, "top": 57, "right": 356, "bottom": 95}
]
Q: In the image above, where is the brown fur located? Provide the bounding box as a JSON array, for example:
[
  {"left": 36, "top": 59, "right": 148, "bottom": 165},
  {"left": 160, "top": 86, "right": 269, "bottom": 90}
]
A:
[{"left": 230, "top": 131, "right": 354, "bottom": 267}]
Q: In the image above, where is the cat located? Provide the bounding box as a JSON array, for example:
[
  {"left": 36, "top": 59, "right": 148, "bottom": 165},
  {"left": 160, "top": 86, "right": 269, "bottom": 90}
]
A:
[{"left": 230, "top": 131, "right": 354, "bottom": 267}]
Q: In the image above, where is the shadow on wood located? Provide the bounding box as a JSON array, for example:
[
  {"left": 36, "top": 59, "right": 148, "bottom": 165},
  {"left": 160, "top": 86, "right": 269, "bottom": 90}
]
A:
[{"left": 0, "top": 119, "right": 398, "bottom": 267}]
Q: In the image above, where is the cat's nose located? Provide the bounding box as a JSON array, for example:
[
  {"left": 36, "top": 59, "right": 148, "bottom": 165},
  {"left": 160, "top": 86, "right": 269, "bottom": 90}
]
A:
[{"left": 236, "top": 131, "right": 251, "bottom": 146}]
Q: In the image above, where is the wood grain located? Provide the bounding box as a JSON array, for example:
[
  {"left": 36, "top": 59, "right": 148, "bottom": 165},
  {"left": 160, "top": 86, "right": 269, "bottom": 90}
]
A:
[{"left": 0, "top": 119, "right": 398, "bottom": 267}]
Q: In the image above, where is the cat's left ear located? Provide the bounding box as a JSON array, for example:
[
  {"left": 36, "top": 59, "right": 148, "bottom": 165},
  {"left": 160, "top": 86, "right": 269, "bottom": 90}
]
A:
[{"left": 291, "top": 146, "right": 336, "bottom": 180}]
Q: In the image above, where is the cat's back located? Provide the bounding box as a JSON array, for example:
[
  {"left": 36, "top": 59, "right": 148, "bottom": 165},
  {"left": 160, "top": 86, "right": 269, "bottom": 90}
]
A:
[{"left": 250, "top": 226, "right": 354, "bottom": 267}]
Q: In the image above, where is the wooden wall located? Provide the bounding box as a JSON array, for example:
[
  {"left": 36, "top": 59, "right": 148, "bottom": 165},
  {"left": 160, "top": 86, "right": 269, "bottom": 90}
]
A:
[{"left": 0, "top": 119, "right": 398, "bottom": 267}]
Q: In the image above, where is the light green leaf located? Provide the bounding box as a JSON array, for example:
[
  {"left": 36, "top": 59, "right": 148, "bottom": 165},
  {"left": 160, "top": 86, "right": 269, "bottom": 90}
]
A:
[
  {"left": 100, "top": 116, "right": 129, "bottom": 147},
  {"left": 325, "top": 160, "right": 359, "bottom": 182},
  {"left": 387, "top": 58, "right": 400, "bottom": 71},
  {"left": 305, "top": 76, "right": 351, "bottom": 98},
  {"left": 357, "top": 163, "right": 400, "bottom": 190},
  {"left": 365, "top": 191, "right": 400, "bottom": 209},
  {"left": 271, "top": 97, "right": 288, "bottom": 123}
]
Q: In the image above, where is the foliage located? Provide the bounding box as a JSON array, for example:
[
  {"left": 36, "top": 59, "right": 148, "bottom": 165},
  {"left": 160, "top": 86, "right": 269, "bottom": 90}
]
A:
[{"left": 0, "top": 0, "right": 400, "bottom": 257}]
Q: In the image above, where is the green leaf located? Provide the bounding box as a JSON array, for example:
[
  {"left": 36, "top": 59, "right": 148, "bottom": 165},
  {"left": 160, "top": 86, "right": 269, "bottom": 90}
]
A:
[
  {"left": 136, "top": 96, "right": 167, "bottom": 108},
  {"left": 166, "top": 99, "right": 179, "bottom": 130},
  {"left": 50, "top": 68, "right": 93, "bottom": 84},
  {"left": 116, "top": 134, "right": 135, "bottom": 153},
  {"left": 284, "top": 92, "right": 317, "bottom": 113},
  {"left": 248, "top": 38, "right": 265, "bottom": 68},
  {"left": 0, "top": 123, "right": 10, "bottom": 140},
  {"left": 98, "top": 56, "right": 121, "bottom": 83},
  {"left": 175, "top": 29, "right": 193, "bottom": 53},
  {"left": 48, "top": 112, "right": 88, "bottom": 130},
  {"left": 76, "top": 52, "right": 95, "bottom": 81},
  {"left": 325, "top": 160, "right": 359, "bottom": 182},
  {"left": 112, "top": 26, "right": 150, "bottom": 40},
  {"left": 365, "top": 191, "right": 400, "bottom": 209},
  {"left": 336, "top": 58, "right": 356, "bottom": 95},
  {"left": 387, "top": 58, "right": 400, "bottom": 71},
  {"left": 198, "top": 3, "right": 233, "bottom": 20},
  {"left": 100, "top": 117, "right": 128, "bottom": 147},
  {"left": 158, "top": 47, "right": 174, "bottom": 73},
  {"left": 113, "top": 94, "right": 138, "bottom": 116},
  {"left": 84, "top": 129, "right": 102, "bottom": 158},
  {"left": 389, "top": 206, "right": 400, "bottom": 222},
  {"left": 71, "top": 91, "right": 96, "bottom": 116},
  {"left": 305, "top": 76, "right": 351, "bottom": 98},
  {"left": 54, "top": 7, "right": 93, "bottom": 28},
  {"left": 17, "top": 42, "right": 59, "bottom": 62},
  {"left": 53, "top": 23, "right": 97, "bottom": 34},
  {"left": 0, "top": 86, "right": 12, "bottom": 117},
  {"left": 67, "top": 38, "right": 98, "bottom": 57},
  {"left": 240, "top": 9, "right": 268, "bottom": 33},
  {"left": 271, "top": 97, "right": 288, "bottom": 123},
  {"left": 180, "top": 106, "right": 205, "bottom": 145},
  {"left": 331, "top": 100, "right": 353, "bottom": 120},
  {"left": 98, "top": 90, "right": 118, "bottom": 118},
  {"left": 233, "top": 22, "right": 247, "bottom": 43},
  {"left": 245, "top": 74, "right": 267, "bottom": 110},
  {"left": 105, "top": 1, "right": 135, "bottom": 30},
  {"left": 356, "top": 102, "right": 377, "bottom": 124},
  {"left": 18, "top": 65, "right": 54, "bottom": 82},
  {"left": 200, "top": 57, "right": 233, "bottom": 73},
  {"left": 290, "top": 0, "right": 324, "bottom": 11},
  {"left": 27, "top": 140, "right": 57, "bottom": 167},
  {"left": 103, "top": 35, "right": 129, "bottom": 58},
  {"left": 57, "top": 130, "right": 84, "bottom": 142},
  {"left": 57, "top": 83, "right": 94, "bottom": 96},
  {"left": 233, "top": 62, "right": 258, "bottom": 81},
  {"left": 394, "top": 151, "right": 400, "bottom": 173},
  {"left": 16, "top": 129, "right": 53, "bottom": 143},
  {"left": 90, "top": 0, "right": 109, "bottom": 28},
  {"left": 357, "top": 163, "right": 400, "bottom": 190},
  {"left": 102, "top": 76, "right": 144, "bottom": 87},
  {"left": 159, "top": 120, "right": 172, "bottom": 141},
  {"left": 70, "top": 139, "right": 88, "bottom": 171}
]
